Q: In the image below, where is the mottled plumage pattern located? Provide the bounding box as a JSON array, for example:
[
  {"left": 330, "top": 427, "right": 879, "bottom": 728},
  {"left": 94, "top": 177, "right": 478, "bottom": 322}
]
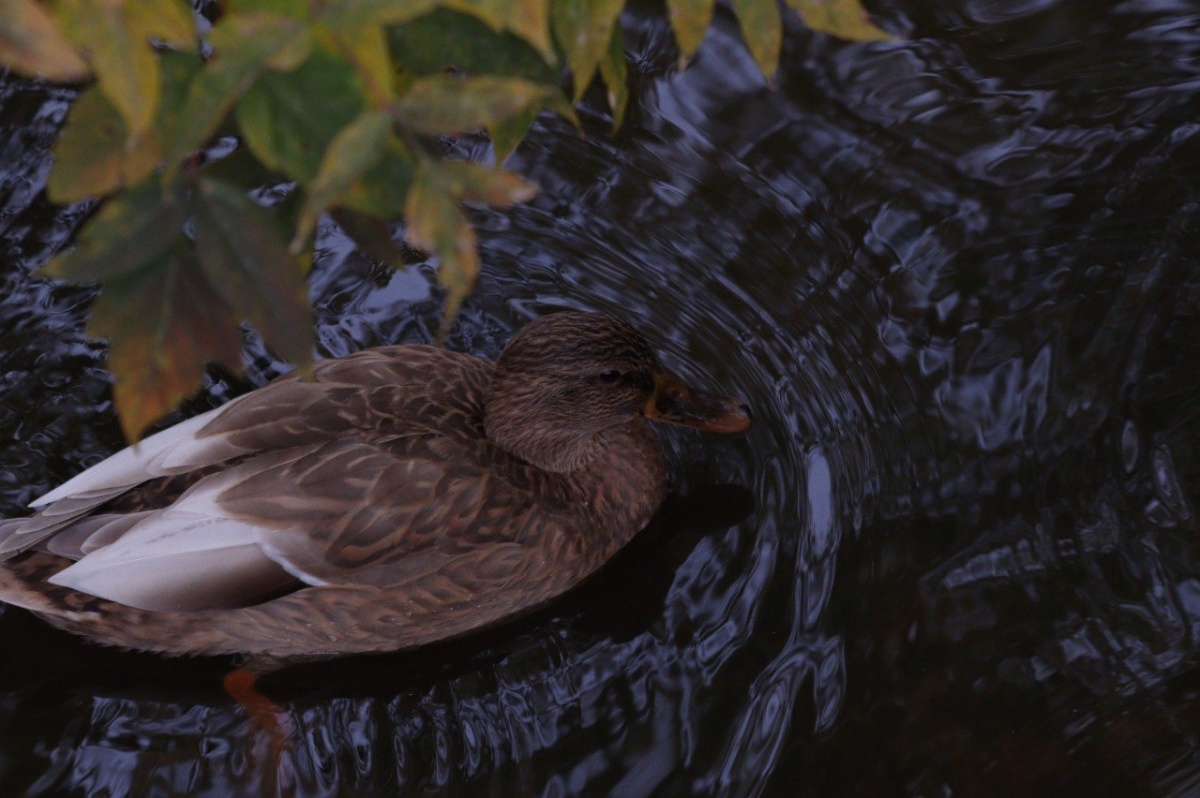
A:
[{"left": 0, "top": 312, "right": 748, "bottom": 661}]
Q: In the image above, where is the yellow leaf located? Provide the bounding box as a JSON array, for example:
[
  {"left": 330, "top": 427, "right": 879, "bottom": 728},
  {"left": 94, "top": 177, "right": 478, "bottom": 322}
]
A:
[
  {"left": 486, "top": 87, "right": 578, "bottom": 162},
  {"left": 317, "top": 20, "right": 393, "bottom": 105},
  {"left": 789, "top": 0, "right": 892, "bottom": 41},
  {"left": 322, "top": 0, "right": 437, "bottom": 27},
  {"left": 487, "top": 104, "right": 540, "bottom": 164},
  {"left": 397, "top": 75, "right": 553, "bottom": 135},
  {"left": 552, "top": 0, "right": 624, "bottom": 102},
  {"left": 665, "top": 0, "right": 713, "bottom": 60},
  {"left": 404, "top": 160, "right": 480, "bottom": 336},
  {"left": 732, "top": 0, "right": 781, "bottom": 77},
  {"left": 56, "top": 0, "right": 160, "bottom": 137},
  {"left": 228, "top": 0, "right": 309, "bottom": 18},
  {"left": 598, "top": 22, "right": 627, "bottom": 129},
  {"left": 47, "top": 87, "right": 160, "bottom": 203},
  {"left": 441, "top": 161, "right": 539, "bottom": 206},
  {"left": 294, "top": 109, "right": 393, "bottom": 249},
  {"left": 128, "top": 0, "right": 196, "bottom": 50},
  {"left": 0, "top": 0, "right": 88, "bottom": 80}
]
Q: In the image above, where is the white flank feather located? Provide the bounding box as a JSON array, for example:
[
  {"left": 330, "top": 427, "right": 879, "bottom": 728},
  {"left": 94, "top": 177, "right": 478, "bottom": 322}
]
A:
[{"left": 31, "top": 403, "right": 243, "bottom": 509}]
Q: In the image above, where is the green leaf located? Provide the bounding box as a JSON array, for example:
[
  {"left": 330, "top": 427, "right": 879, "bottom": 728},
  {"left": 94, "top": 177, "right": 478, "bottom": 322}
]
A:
[
  {"left": 90, "top": 244, "right": 245, "bottom": 442},
  {"left": 128, "top": 0, "right": 197, "bottom": 50},
  {"left": 388, "top": 7, "right": 555, "bottom": 82},
  {"left": 732, "top": 0, "right": 782, "bottom": 77},
  {"left": 235, "top": 47, "right": 366, "bottom": 184},
  {"left": 201, "top": 145, "right": 289, "bottom": 190},
  {"left": 47, "top": 87, "right": 160, "bottom": 203},
  {"left": 598, "top": 22, "right": 628, "bottom": 129},
  {"left": 294, "top": 109, "right": 392, "bottom": 249},
  {"left": 154, "top": 49, "right": 203, "bottom": 131},
  {"left": 55, "top": 0, "right": 160, "bottom": 137},
  {"left": 487, "top": 93, "right": 577, "bottom": 163},
  {"left": 404, "top": 160, "right": 480, "bottom": 332},
  {"left": 323, "top": 0, "right": 438, "bottom": 27},
  {"left": 167, "top": 13, "right": 309, "bottom": 163},
  {"left": 665, "top": 0, "right": 714, "bottom": 60},
  {"left": 228, "top": 0, "right": 310, "bottom": 18},
  {"left": 552, "top": 0, "right": 623, "bottom": 102},
  {"left": 397, "top": 75, "right": 553, "bottom": 135},
  {"left": 45, "top": 177, "right": 190, "bottom": 282},
  {"left": 788, "top": 0, "right": 892, "bottom": 41},
  {"left": 488, "top": 104, "right": 540, "bottom": 165},
  {"left": 317, "top": 19, "right": 394, "bottom": 104},
  {"left": 445, "top": 0, "right": 554, "bottom": 64},
  {"left": 338, "top": 136, "right": 416, "bottom": 217},
  {"left": 193, "top": 178, "right": 314, "bottom": 367},
  {"left": 0, "top": 0, "right": 88, "bottom": 80}
]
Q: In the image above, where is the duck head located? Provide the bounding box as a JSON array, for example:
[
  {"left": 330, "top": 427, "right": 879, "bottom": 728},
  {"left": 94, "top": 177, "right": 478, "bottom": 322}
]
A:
[{"left": 484, "top": 312, "right": 751, "bottom": 472}]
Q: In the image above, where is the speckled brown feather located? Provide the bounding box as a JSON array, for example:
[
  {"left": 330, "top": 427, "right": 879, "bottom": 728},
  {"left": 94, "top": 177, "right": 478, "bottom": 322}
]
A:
[{"left": 0, "top": 316, "right": 682, "bottom": 661}]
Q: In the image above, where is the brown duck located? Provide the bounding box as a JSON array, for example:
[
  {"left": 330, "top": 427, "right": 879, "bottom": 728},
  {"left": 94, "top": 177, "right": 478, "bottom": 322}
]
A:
[{"left": 0, "top": 312, "right": 750, "bottom": 662}]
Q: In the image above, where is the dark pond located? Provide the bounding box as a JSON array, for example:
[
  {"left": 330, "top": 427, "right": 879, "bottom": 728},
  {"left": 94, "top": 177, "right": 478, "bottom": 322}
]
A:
[{"left": 3, "top": 0, "right": 1200, "bottom": 795}]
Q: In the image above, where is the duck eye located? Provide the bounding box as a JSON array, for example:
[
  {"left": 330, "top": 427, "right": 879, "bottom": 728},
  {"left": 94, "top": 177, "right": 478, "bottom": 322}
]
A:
[{"left": 598, "top": 369, "right": 622, "bottom": 384}]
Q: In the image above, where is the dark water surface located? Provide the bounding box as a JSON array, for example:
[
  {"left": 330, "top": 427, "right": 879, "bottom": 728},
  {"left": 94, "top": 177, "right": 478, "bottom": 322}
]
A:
[{"left": 3, "top": 1, "right": 1200, "bottom": 795}]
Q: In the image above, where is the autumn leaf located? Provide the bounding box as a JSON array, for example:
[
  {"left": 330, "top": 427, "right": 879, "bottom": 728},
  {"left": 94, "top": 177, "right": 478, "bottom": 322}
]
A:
[
  {"left": 47, "top": 87, "right": 159, "bottom": 203},
  {"left": 552, "top": 0, "right": 624, "bottom": 101},
  {"left": 227, "top": 0, "right": 310, "bottom": 19},
  {"left": 54, "top": 0, "right": 160, "bottom": 137},
  {"left": 126, "top": 0, "right": 196, "bottom": 50},
  {"left": 404, "top": 161, "right": 479, "bottom": 333},
  {"left": 322, "top": 0, "right": 437, "bottom": 28},
  {"left": 90, "top": 245, "right": 245, "bottom": 441},
  {"left": 317, "top": 19, "right": 393, "bottom": 104},
  {"left": 598, "top": 22, "right": 628, "bottom": 129},
  {"left": 48, "top": 52, "right": 200, "bottom": 202},
  {"left": 194, "top": 178, "right": 314, "bottom": 367},
  {"left": 487, "top": 103, "right": 542, "bottom": 165},
  {"left": 0, "top": 0, "right": 88, "bottom": 81},
  {"left": 487, "top": 91, "right": 577, "bottom": 163},
  {"left": 789, "top": 0, "right": 892, "bottom": 41},
  {"left": 732, "top": 0, "right": 782, "bottom": 77},
  {"left": 397, "top": 75, "right": 554, "bottom": 135},
  {"left": 293, "top": 109, "right": 393, "bottom": 249},
  {"left": 665, "top": 0, "right": 714, "bottom": 60},
  {"left": 405, "top": 160, "right": 537, "bottom": 329}
]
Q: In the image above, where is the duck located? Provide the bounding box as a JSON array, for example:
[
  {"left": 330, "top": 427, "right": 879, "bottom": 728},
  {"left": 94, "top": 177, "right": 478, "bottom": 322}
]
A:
[{"left": 0, "top": 311, "right": 750, "bottom": 663}]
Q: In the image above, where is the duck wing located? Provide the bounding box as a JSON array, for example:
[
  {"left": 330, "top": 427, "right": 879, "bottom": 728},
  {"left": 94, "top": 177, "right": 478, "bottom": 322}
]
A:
[
  {"left": 40, "top": 436, "right": 537, "bottom": 613},
  {"left": 0, "top": 346, "right": 491, "bottom": 560}
]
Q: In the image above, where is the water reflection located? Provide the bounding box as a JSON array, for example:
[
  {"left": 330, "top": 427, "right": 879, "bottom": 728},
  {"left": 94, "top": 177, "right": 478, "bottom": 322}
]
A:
[{"left": 3, "top": 0, "right": 1200, "bottom": 795}]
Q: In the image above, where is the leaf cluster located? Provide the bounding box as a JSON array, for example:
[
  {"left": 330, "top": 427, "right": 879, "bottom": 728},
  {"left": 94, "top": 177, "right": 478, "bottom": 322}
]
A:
[{"left": 1, "top": 0, "right": 890, "bottom": 440}]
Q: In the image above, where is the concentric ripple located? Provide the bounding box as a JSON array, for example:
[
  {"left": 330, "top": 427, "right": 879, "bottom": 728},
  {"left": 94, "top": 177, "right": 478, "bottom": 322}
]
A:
[{"left": 3, "top": 1, "right": 1200, "bottom": 796}]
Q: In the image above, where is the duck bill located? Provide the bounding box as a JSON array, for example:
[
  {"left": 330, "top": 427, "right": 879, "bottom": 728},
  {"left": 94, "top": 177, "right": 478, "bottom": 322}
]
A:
[{"left": 643, "top": 372, "right": 751, "bottom": 433}]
